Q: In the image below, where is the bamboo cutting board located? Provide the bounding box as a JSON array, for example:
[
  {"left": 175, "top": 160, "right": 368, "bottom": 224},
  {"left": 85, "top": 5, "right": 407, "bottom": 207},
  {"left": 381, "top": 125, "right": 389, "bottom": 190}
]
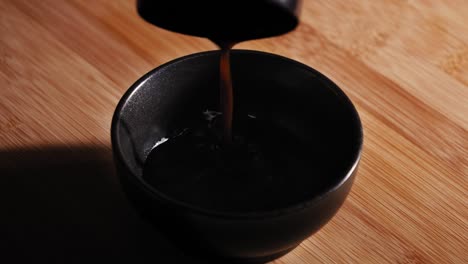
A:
[{"left": 0, "top": 1, "right": 466, "bottom": 263}]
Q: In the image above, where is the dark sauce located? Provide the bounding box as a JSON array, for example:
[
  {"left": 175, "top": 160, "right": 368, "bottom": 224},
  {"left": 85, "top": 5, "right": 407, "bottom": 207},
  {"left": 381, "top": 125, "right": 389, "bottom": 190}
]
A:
[{"left": 143, "top": 110, "right": 326, "bottom": 212}]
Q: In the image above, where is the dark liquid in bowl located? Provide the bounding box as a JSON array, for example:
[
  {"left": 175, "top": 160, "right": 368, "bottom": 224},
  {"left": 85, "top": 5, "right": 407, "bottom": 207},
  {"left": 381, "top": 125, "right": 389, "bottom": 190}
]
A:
[{"left": 143, "top": 110, "right": 335, "bottom": 212}]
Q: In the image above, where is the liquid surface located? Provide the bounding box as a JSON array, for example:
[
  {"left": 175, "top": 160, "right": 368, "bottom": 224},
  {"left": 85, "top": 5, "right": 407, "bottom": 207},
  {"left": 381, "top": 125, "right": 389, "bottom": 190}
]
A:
[{"left": 143, "top": 111, "right": 333, "bottom": 212}]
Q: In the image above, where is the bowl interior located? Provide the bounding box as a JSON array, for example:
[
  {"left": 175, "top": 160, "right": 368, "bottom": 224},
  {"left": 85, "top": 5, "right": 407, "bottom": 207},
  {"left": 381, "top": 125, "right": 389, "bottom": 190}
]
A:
[{"left": 112, "top": 50, "right": 362, "bottom": 212}]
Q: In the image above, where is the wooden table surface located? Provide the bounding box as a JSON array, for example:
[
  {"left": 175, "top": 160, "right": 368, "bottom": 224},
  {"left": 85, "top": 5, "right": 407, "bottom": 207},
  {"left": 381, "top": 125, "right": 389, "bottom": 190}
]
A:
[{"left": 1, "top": 1, "right": 466, "bottom": 263}]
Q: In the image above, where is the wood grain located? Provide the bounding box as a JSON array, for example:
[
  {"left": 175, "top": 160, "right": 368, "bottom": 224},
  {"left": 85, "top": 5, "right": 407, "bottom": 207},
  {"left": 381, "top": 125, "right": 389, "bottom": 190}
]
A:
[{"left": 0, "top": 0, "right": 466, "bottom": 263}]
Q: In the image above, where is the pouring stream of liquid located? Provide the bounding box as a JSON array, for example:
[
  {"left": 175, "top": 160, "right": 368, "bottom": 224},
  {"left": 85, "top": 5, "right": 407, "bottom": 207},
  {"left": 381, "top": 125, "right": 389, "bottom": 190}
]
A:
[{"left": 217, "top": 42, "right": 236, "bottom": 144}]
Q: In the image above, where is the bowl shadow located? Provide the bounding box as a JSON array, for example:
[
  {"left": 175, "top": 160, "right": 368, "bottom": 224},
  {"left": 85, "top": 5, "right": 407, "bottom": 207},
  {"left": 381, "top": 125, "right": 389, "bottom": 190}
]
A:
[{"left": 0, "top": 145, "right": 213, "bottom": 264}]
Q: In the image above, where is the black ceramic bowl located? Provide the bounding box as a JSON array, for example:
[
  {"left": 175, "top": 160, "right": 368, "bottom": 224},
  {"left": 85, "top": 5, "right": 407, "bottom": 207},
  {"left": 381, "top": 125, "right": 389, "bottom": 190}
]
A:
[{"left": 111, "top": 50, "right": 363, "bottom": 263}]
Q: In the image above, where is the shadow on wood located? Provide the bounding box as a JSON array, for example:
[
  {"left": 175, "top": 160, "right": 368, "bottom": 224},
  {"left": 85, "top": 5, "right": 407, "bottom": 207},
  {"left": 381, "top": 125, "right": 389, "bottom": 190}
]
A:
[{"left": 0, "top": 146, "right": 206, "bottom": 264}]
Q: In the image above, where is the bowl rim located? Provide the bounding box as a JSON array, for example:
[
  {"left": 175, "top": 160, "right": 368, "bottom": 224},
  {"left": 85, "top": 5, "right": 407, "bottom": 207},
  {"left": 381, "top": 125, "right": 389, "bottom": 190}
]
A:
[{"left": 111, "top": 49, "right": 363, "bottom": 219}]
